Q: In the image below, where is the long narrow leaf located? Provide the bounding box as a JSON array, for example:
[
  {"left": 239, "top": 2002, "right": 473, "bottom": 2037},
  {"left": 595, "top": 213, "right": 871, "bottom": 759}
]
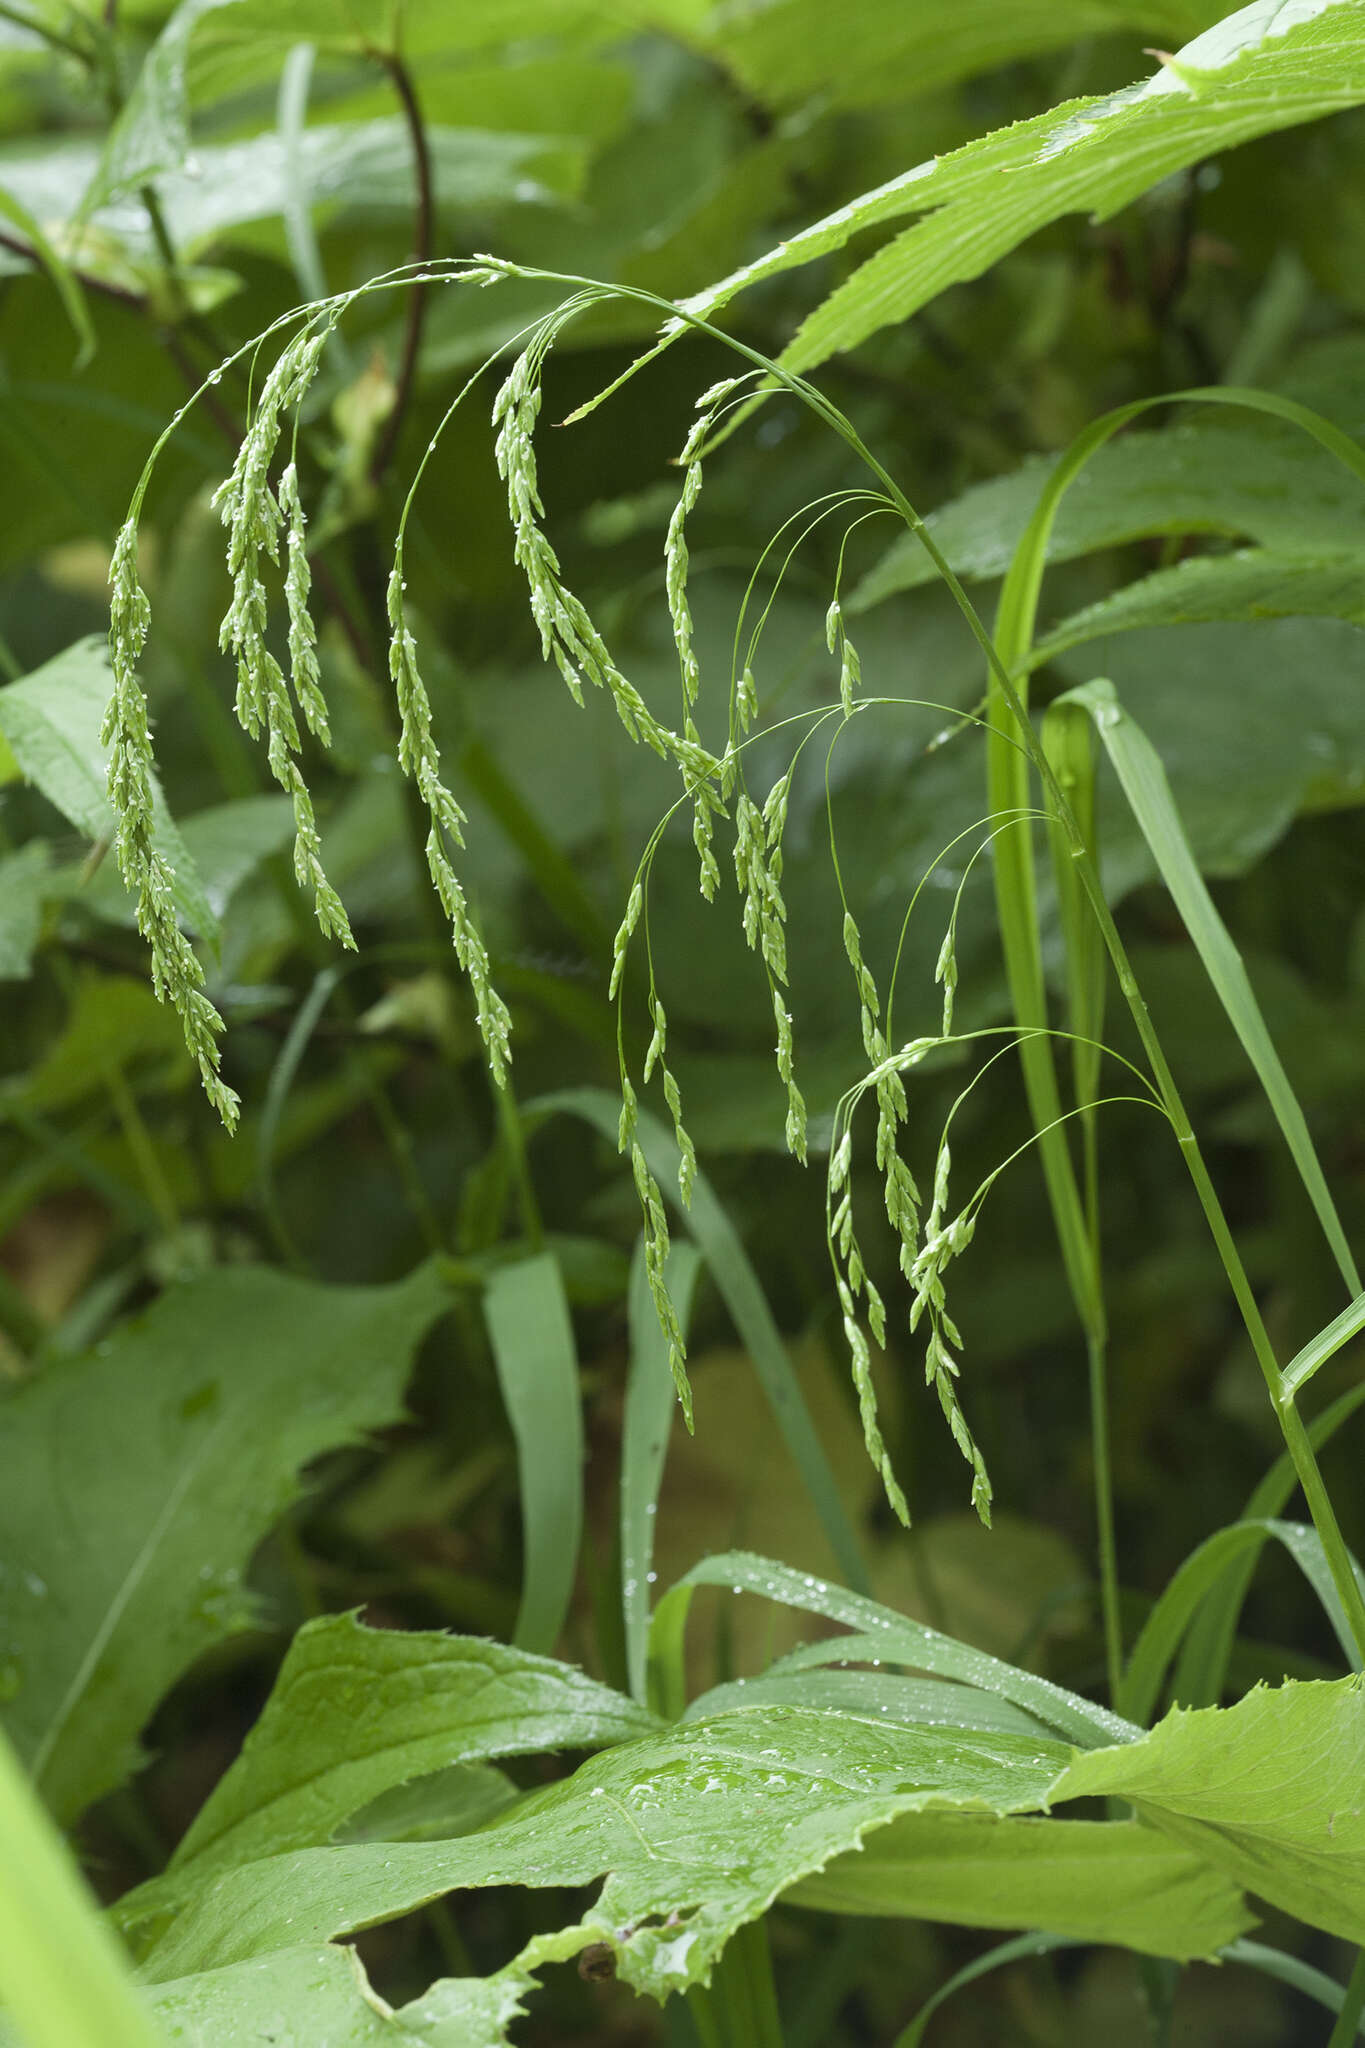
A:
[
  {"left": 0, "top": 186, "right": 95, "bottom": 368},
  {"left": 1055, "top": 676, "right": 1360, "bottom": 1299},
  {"left": 1119, "top": 1517, "right": 1365, "bottom": 1726},
  {"left": 484, "top": 1251, "right": 583, "bottom": 1655},
  {"left": 622, "top": 1237, "right": 702, "bottom": 1705},
  {"left": 1175, "top": 1379, "right": 1365, "bottom": 1706},
  {"left": 652, "top": 1550, "right": 1137, "bottom": 1747},
  {"left": 1283, "top": 1287, "right": 1365, "bottom": 1400},
  {"left": 1224, "top": 1941, "right": 1365, "bottom": 2039},
  {"left": 533, "top": 1090, "right": 868, "bottom": 1592},
  {"left": 892, "top": 1931, "right": 1083, "bottom": 2048},
  {"left": 0, "top": 1725, "right": 162, "bottom": 2048}
]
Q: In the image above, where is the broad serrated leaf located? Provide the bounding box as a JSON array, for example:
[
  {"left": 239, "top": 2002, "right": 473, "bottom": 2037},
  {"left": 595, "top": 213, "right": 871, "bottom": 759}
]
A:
[
  {"left": 130, "top": 1673, "right": 1365, "bottom": 1989},
  {"left": 674, "top": 0, "right": 1365, "bottom": 381},
  {"left": 0, "top": 636, "right": 217, "bottom": 942},
  {"left": 788, "top": 1810, "right": 1252, "bottom": 1958},
  {"left": 0, "top": 1261, "right": 450, "bottom": 1823},
  {"left": 852, "top": 408, "right": 1365, "bottom": 610},
  {"left": 128, "top": 1705, "right": 1076, "bottom": 1985},
  {"left": 144, "top": 1943, "right": 528, "bottom": 2048},
  {"left": 1032, "top": 548, "right": 1365, "bottom": 666},
  {"left": 163, "top": 1612, "right": 657, "bottom": 1882},
  {"left": 1056, "top": 1676, "right": 1365, "bottom": 1945},
  {"left": 338, "top": 1761, "right": 519, "bottom": 1846}
]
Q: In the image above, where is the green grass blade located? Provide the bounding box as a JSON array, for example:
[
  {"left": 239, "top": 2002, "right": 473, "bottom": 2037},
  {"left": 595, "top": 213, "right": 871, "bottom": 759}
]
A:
[
  {"left": 622, "top": 1237, "right": 702, "bottom": 1706},
  {"left": 0, "top": 188, "right": 95, "bottom": 370},
  {"left": 457, "top": 734, "right": 612, "bottom": 962},
  {"left": 1119, "top": 1517, "right": 1365, "bottom": 1726},
  {"left": 484, "top": 1251, "right": 584, "bottom": 1656},
  {"left": 1175, "top": 1379, "right": 1365, "bottom": 1707},
  {"left": 0, "top": 1725, "right": 163, "bottom": 2048},
  {"left": 892, "top": 1931, "right": 1083, "bottom": 2048},
  {"left": 1224, "top": 1939, "right": 1365, "bottom": 2038},
  {"left": 1040, "top": 693, "right": 1120, "bottom": 1702},
  {"left": 1282, "top": 1287, "right": 1365, "bottom": 1400},
  {"left": 1041, "top": 699, "right": 1105, "bottom": 1131},
  {"left": 1031, "top": 549, "right": 1365, "bottom": 665},
  {"left": 655, "top": 1549, "right": 1135, "bottom": 1747},
  {"left": 1057, "top": 676, "right": 1360, "bottom": 1301},
  {"left": 257, "top": 964, "right": 342, "bottom": 1263},
  {"left": 533, "top": 1089, "right": 868, "bottom": 1594}
]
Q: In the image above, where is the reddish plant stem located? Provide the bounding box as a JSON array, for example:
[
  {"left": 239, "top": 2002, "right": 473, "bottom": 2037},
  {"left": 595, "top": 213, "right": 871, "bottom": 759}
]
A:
[{"left": 368, "top": 50, "right": 434, "bottom": 488}]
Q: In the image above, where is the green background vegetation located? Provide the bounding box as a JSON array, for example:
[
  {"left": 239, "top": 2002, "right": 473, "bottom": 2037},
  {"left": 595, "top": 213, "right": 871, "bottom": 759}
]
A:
[{"left": 2, "top": 1, "right": 1365, "bottom": 2042}]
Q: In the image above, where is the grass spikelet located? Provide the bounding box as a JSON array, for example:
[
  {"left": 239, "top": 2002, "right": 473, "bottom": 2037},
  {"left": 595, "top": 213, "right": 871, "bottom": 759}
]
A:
[
  {"left": 906, "top": 1133, "right": 992, "bottom": 1522},
  {"left": 774, "top": 988, "right": 807, "bottom": 1161},
  {"left": 837, "top": 1274, "right": 908, "bottom": 1525},
  {"left": 104, "top": 519, "right": 239, "bottom": 1128},
  {"left": 493, "top": 334, "right": 727, "bottom": 899},
  {"left": 214, "top": 327, "right": 351, "bottom": 947},
  {"left": 631, "top": 1140, "right": 693, "bottom": 1425},
  {"left": 386, "top": 562, "right": 512, "bottom": 1086},
  {"left": 278, "top": 461, "right": 329, "bottom": 743}
]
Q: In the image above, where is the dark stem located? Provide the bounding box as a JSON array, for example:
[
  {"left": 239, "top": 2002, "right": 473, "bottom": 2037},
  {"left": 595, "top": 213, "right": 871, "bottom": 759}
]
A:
[
  {"left": 0, "top": 226, "right": 143, "bottom": 307},
  {"left": 161, "top": 326, "right": 242, "bottom": 448},
  {"left": 368, "top": 50, "right": 433, "bottom": 487}
]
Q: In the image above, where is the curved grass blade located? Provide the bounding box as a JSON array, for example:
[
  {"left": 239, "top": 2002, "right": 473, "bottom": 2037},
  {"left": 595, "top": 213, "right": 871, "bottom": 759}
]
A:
[
  {"left": 0, "top": 187, "right": 95, "bottom": 369},
  {"left": 653, "top": 1550, "right": 1137, "bottom": 1747},
  {"left": 622, "top": 1236, "right": 702, "bottom": 1705},
  {"left": 1224, "top": 1940, "right": 1365, "bottom": 2040},
  {"left": 1055, "top": 676, "right": 1360, "bottom": 1301},
  {"left": 685, "top": 1668, "right": 1056, "bottom": 1739},
  {"left": 1119, "top": 1517, "right": 1365, "bottom": 1727},
  {"left": 256, "top": 963, "right": 342, "bottom": 1265},
  {"left": 1175, "top": 1378, "right": 1365, "bottom": 1707},
  {"left": 1282, "top": 1287, "right": 1365, "bottom": 1401},
  {"left": 0, "top": 1726, "right": 161, "bottom": 2048},
  {"left": 533, "top": 1089, "right": 868, "bottom": 1594},
  {"left": 484, "top": 1251, "right": 583, "bottom": 1656},
  {"left": 892, "top": 1931, "right": 1083, "bottom": 2048}
]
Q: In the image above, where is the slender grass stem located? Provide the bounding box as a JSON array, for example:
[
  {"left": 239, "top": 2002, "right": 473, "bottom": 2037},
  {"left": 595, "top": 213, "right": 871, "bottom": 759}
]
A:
[
  {"left": 1088, "top": 1330, "right": 1123, "bottom": 1704},
  {"left": 689, "top": 1922, "right": 784, "bottom": 2048},
  {"left": 103, "top": 1062, "right": 181, "bottom": 1238},
  {"left": 1328, "top": 1951, "right": 1365, "bottom": 2048}
]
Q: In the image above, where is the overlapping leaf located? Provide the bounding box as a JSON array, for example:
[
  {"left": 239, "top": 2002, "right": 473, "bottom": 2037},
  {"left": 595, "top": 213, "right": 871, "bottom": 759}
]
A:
[
  {"left": 671, "top": 1, "right": 1365, "bottom": 378},
  {"left": 0, "top": 1262, "right": 450, "bottom": 1822},
  {"left": 162, "top": 1611, "right": 656, "bottom": 1882}
]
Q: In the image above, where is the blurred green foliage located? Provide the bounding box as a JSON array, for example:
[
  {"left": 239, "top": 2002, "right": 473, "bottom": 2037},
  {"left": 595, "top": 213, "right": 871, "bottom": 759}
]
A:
[{"left": 1, "top": 0, "right": 1365, "bottom": 2040}]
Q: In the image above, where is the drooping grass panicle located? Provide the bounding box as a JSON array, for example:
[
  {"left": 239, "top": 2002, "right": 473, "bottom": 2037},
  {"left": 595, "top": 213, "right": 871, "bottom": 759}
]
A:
[
  {"left": 492, "top": 326, "right": 728, "bottom": 906},
  {"left": 827, "top": 1093, "right": 907, "bottom": 1525},
  {"left": 731, "top": 767, "right": 807, "bottom": 1160},
  {"left": 617, "top": 1036, "right": 693, "bottom": 1426},
  {"left": 386, "top": 558, "right": 513, "bottom": 1087},
  {"left": 213, "top": 320, "right": 353, "bottom": 948},
  {"left": 641, "top": 988, "right": 697, "bottom": 1208},
  {"left": 104, "top": 520, "right": 240, "bottom": 1129},
  {"left": 278, "top": 460, "right": 330, "bottom": 745},
  {"left": 667, "top": 377, "right": 748, "bottom": 890}
]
